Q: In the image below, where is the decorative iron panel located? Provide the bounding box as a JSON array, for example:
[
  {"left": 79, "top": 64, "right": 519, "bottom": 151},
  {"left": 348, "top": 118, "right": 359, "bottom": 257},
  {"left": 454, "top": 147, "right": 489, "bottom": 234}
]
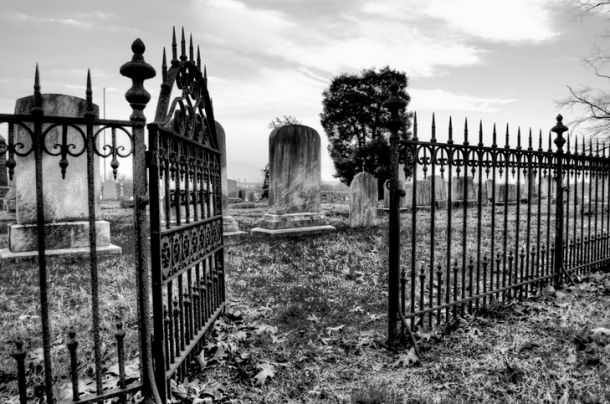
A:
[{"left": 148, "top": 28, "right": 225, "bottom": 404}]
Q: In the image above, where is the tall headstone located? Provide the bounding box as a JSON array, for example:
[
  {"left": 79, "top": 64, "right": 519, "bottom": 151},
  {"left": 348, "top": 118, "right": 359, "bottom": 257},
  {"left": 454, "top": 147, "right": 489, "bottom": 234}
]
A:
[
  {"left": 216, "top": 122, "right": 246, "bottom": 240},
  {"left": 1, "top": 94, "right": 121, "bottom": 259},
  {"left": 349, "top": 172, "right": 377, "bottom": 227},
  {"left": 451, "top": 176, "right": 477, "bottom": 207},
  {"left": 251, "top": 124, "right": 334, "bottom": 236},
  {"left": 102, "top": 179, "right": 117, "bottom": 200},
  {"left": 227, "top": 179, "right": 238, "bottom": 198}
]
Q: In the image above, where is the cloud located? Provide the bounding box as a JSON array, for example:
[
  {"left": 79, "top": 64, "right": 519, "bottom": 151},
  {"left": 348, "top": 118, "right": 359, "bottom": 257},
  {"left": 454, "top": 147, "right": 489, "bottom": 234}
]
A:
[{"left": 409, "top": 88, "right": 518, "bottom": 112}]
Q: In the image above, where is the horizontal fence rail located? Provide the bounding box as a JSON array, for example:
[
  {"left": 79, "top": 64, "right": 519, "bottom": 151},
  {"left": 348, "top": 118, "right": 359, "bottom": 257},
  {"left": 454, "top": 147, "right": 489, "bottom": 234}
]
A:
[{"left": 393, "top": 112, "right": 610, "bottom": 333}]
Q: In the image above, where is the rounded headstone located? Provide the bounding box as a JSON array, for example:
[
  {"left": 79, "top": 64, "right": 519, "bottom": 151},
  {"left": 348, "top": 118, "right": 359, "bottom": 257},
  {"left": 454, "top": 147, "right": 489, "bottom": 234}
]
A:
[
  {"left": 216, "top": 121, "right": 228, "bottom": 214},
  {"left": 268, "top": 124, "right": 321, "bottom": 214},
  {"left": 349, "top": 172, "right": 377, "bottom": 227}
]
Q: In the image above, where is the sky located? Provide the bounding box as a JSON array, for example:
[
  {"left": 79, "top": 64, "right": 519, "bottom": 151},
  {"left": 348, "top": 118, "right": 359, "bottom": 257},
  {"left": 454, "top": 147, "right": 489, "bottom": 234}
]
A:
[{"left": 0, "top": 0, "right": 607, "bottom": 183}]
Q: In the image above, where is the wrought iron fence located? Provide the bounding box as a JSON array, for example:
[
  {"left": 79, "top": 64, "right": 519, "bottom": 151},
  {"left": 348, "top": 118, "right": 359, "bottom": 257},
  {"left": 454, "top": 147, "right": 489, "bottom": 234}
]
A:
[
  {"left": 385, "top": 84, "right": 610, "bottom": 344},
  {"left": 4, "top": 29, "right": 225, "bottom": 404}
]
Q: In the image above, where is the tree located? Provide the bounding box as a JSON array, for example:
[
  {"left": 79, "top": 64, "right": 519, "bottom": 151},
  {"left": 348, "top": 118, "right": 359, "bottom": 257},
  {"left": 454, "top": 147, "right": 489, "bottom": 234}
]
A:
[
  {"left": 261, "top": 164, "right": 269, "bottom": 199},
  {"left": 320, "top": 66, "right": 411, "bottom": 198},
  {"left": 558, "top": 1, "right": 610, "bottom": 137},
  {"left": 268, "top": 115, "right": 302, "bottom": 129}
]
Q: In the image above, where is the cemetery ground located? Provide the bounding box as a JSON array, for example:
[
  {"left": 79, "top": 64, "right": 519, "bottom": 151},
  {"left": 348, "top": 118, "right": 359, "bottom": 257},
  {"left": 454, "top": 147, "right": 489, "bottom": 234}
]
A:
[{"left": 1, "top": 202, "right": 610, "bottom": 403}]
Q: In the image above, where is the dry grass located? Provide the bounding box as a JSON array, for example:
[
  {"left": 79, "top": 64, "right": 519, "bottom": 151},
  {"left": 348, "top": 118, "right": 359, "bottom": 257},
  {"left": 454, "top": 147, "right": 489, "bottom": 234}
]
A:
[{"left": 1, "top": 200, "right": 610, "bottom": 403}]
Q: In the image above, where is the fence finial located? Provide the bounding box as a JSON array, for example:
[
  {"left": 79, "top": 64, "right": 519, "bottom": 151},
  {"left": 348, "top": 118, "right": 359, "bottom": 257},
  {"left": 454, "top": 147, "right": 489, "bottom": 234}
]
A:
[
  {"left": 574, "top": 135, "right": 579, "bottom": 155},
  {"left": 478, "top": 120, "right": 483, "bottom": 147},
  {"left": 552, "top": 114, "right": 568, "bottom": 152},
  {"left": 548, "top": 131, "right": 552, "bottom": 151},
  {"left": 596, "top": 138, "right": 600, "bottom": 156},
  {"left": 492, "top": 123, "right": 497, "bottom": 148},
  {"left": 171, "top": 26, "right": 178, "bottom": 65},
  {"left": 445, "top": 115, "right": 449, "bottom": 144},
  {"left": 528, "top": 128, "right": 533, "bottom": 150},
  {"left": 181, "top": 27, "right": 187, "bottom": 61},
  {"left": 463, "top": 118, "right": 468, "bottom": 145},
  {"left": 566, "top": 133, "right": 571, "bottom": 154},
  {"left": 120, "top": 38, "right": 156, "bottom": 122},
  {"left": 161, "top": 48, "right": 167, "bottom": 83},
  {"left": 505, "top": 123, "right": 510, "bottom": 148},
  {"left": 84, "top": 69, "right": 95, "bottom": 120},
  {"left": 189, "top": 33, "right": 194, "bottom": 61},
  {"left": 517, "top": 127, "right": 521, "bottom": 150},
  {"left": 32, "top": 64, "right": 43, "bottom": 116},
  {"left": 588, "top": 137, "right": 593, "bottom": 157},
  {"left": 432, "top": 113, "right": 437, "bottom": 142},
  {"left": 197, "top": 46, "right": 202, "bottom": 71}
]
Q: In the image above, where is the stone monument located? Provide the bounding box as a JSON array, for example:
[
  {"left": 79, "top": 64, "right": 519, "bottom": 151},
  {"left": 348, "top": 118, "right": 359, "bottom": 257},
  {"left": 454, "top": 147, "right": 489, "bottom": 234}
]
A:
[
  {"left": 102, "top": 179, "right": 117, "bottom": 200},
  {"left": 349, "top": 172, "right": 377, "bottom": 227},
  {"left": 217, "top": 121, "right": 246, "bottom": 240},
  {"left": 251, "top": 124, "right": 334, "bottom": 236},
  {"left": 0, "top": 94, "right": 121, "bottom": 263}
]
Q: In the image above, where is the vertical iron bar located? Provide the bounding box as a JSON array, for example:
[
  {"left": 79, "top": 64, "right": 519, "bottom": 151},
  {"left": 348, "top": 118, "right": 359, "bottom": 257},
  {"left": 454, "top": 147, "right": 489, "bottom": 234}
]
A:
[
  {"left": 445, "top": 118, "right": 453, "bottom": 321},
  {"left": 553, "top": 115, "right": 568, "bottom": 287},
  {"left": 429, "top": 143, "right": 436, "bottom": 329},
  {"left": 475, "top": 121, "right": 483, "bottom": 311},
  {"left": 67, "top": 328, "right": 79, "bottom": 401},
  {"left": 11, "top": 341, "right": 27, "bottom": 404}
]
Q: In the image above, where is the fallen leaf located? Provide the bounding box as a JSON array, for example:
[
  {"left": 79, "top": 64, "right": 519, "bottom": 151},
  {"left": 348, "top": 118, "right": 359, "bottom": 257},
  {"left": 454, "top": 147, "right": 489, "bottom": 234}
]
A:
[
  {"left": 517, "top": 341, "right": 540, "bottom": 353},
  {"left": 253, "top": 362, "right": 276, "bottom": 386},
  {"left": 196, "top": 350, "right": 207, "bottom": 370},
  {"left": 307, "top": 314, "right": 320, "bottom": 323},
  {"left": 326, "top": 325, "right": 345, "bottom": 335},
  {"left": 393, "top": 348, "right": 419, "bottom": 368}
]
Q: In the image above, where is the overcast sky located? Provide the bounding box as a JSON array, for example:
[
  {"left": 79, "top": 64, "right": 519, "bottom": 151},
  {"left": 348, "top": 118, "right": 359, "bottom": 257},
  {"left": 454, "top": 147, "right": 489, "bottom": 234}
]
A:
[{"left": 0, "top": 0, "right": 606, "bottom": 182}]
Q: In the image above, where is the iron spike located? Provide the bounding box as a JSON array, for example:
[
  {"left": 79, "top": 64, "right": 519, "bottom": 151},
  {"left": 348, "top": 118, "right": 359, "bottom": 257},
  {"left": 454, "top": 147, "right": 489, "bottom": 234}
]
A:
[
  {"left": 162, "top": 48, "right": 167, "bottom": 82},
  {"left": 492, "top": 123, "right": 497, "bottom": 148},
  {"left": 589, "top": 137, "right": 593, "bottom": 156},
  {"left": 582, "top": 136, "right": 585, "bottom": 155},
  {"left": 567, "top": 133, "right": 570, "bottom": 153},
  {"left": 478, "top": 120, "right": 483, "bottom": 147},
  {"left": 517, "top": 127, "right": 521, "bottom": 150},
  {"left": 574, "top": 135, "right": 578, "bottom": 155},
  {"left": 189, "top": 33, "right": 194, "bottom": 61},
  {"left": 528, "top": 128, "right": 533, "bottom": 150},
  {"left": 596, "top": 138, "right": 600, "bottom": 156},
  {"left": 204, "top": 65, "right": 208, "bottom": 85},
  {"left": 32, "top": 64, "right": 42, "bottom": 116},
  {"left": 85, "top": 69, "right": 95, "bottom": 119},
  {"left": 197, "top": 46, "right": 201, "bottom": 71},
  {"left": 172, "top": 26, "right": 178, "bottom": 63},
  {"left": 432, "top": 113, "right": 437, "bottom": 142},
  {"left": 505, "top": 123, "right": 509, "bottom": 148},
  {"left": 464, "top": 117, "right": 469, "bottom": 145},
  {"left": 413, "top": 111, "right": 418, "bottom": 141},
  {"left": 548, "top": 131, "right": 552, "bottom": 151},
  {"left": 181, "top": 27, "right": 187, "bottom": 61},
  {"left": 538, "top": 129, "right": 543, "bottom": 151},
  {"left": 603, "top": 142, "right": 607, "bottom": 157}
]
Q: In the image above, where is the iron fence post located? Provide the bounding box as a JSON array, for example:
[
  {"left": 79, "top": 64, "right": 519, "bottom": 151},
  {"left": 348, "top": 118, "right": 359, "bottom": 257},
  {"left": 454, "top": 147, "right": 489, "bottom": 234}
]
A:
[
  {"left": 120, "top": 38, "right": 160, "bottom": 404},
  {"left": 552, "top": 115, "right": 568, "bottom": 288},
  {"left": 383, "top": 81, "right": 406, "bottom": 345}
]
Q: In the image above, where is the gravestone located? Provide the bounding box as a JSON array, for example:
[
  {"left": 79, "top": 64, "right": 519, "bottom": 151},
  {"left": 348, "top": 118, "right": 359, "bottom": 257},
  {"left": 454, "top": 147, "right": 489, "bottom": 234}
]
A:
[
  {"left": 217, "top": 122, "right": 246, "bottom": 240},
  {"left": 451, "top": 176, "right": 477, "bottom": 207},
  {"left": 227, "top": 179, "right": 238, "bottom": 198},
  {"left": 118, "top": 183, "right": 124, "bottom": 199},
  {"left": 349, "top": 172, "right": 377, "bottom": 227},
  {"left": 486, "top": 182, "right": 518, "bottom": 204},
  {"left": 102, "top": 179, "right": 117, "bottom": 200},
  {"left": 251, "top": 124, "right": 334, "bottom": 236},
  {"left": 405, "top": 175, "right": 448, "bottom": 208},
  {"left": 0, "top": 94, "right": 121, "bottom": 261}
]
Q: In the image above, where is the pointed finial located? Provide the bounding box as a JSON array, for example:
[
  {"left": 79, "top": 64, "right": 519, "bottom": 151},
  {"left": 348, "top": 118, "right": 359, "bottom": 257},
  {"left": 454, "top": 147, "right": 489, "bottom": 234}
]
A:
[
  {"left": 84, "top": 69, "right": 95, "bottom": 119},
  {"left": 162, "top": 48, "right": 167, "bottom": 83},
  {"left": 548, "top": 131, "right": 552, "bottom": 151},
  {"left": 171, "top": 26, "right": 178, "bottom": 65},
  {"left": 492, "top": 123, "right": 497, "bottom": 148},
  {"left": 588, "top": 137, "right": 593, "bottom": 156},
  {"left": 505, "top": 123, "right": 510, "bottom": 148},
  {"left": 574, "top": 135, "right": 579, "bottom": 155},
  {"left": 528, "top": 128, "right": 533, "bottom": 150},
  {"left": 189, "top": 33, "right": 194, "bottom": 61},
  {"left": 596, "top": 138, "right": 600, "bottom": 156},
  {"left": 567, "top": 133, "right": 571, "bottom": 153},
  {"left": 478, "top": 120, "right": 483, "bottom": 147},
  {"left": 517, "top": 127, "right": 521, "bottom": 150},
  {"left": 463, "top": 117, "right": 469, "bottom": 145},
  {"left": 538, "top": 129, "right": 543, "bottom": 151},
  {"left": 197, "top": 46, "right": 201, "bottom": 71},
  {"left": 413, "top": 111, "right": 418, "bottom": 141},
  {"left": 180, "top": 27, "right": 187, "bottom": 61},
  {"left": 32, "top": 64, "right": 43, "bottom": 116},
  {"left": 431, "top": 113, "right": 437, "bottom": 142}
]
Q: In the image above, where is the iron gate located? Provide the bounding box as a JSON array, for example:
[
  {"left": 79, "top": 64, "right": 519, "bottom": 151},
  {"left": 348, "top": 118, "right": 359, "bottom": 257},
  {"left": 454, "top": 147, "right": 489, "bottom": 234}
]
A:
[
  {"left": 385, "top": 82, "right": 610, "bottom": 345},
  {"left": 147, "top": 28, "right": 225, "bottom": 404},
  {"left": 4, "top": 29, "right": 225, "bottom": 404}
]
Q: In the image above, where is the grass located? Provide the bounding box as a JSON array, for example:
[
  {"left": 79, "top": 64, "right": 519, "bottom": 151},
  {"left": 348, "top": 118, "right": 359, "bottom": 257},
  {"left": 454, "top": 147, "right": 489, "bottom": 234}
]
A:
[{"left": 1, "top": 199, "right": 610, "bottom": 403}]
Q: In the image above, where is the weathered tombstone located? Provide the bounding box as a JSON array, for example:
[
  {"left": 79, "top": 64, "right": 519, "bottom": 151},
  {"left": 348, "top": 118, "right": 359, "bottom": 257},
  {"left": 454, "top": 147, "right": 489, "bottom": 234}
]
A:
[
  {"left": 451, "top": 176, "right": 477, "bottom": 207},
  {"left": 251, "top": 124, "right": 334, "bottom": 236},
  {"left": 102, "top": 179, "right": 117, "bottom": 200},
  {"left": 118, "top": 183, "right": 124, "bottom": 199},
  {"left": 486, "top": 182, "right": 518, "bottom": 204},
  {"left": 1, "top": 94, "right": 121, "bottom": 259},
  {"left": 227, "top": 179, "right": 238, "bottom": 198},
  {"left": 216, "top": 122, "right": 246, "bottom": 240},
  {"left": 349, "top": 172, "right": 377, "bottom": 227}
]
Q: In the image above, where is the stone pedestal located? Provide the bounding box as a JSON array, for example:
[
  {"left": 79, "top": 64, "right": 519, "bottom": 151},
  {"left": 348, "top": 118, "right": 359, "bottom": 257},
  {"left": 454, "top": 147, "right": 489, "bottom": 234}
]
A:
[
  {"left": 251, "top": 125, "right": 334, "bottom": 237},
  {"left": 217, "top": 121, "right": 246, "bottom": 241},
  {"left": 349, "top": 172, "right": 377, "bottom": 227},
  {"left": 0, "top": 94, "right": 121, "bottom": 264}
]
